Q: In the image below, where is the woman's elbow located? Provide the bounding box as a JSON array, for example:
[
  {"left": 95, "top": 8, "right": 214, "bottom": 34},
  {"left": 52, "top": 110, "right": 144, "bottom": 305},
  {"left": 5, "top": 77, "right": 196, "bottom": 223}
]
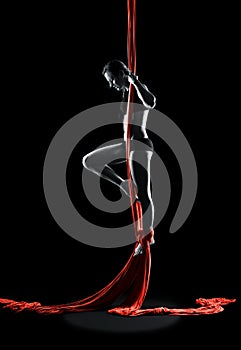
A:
[
  {"left": 145, "top": 95, "right": 156, "bottom": 109},
  {"left": 151, "top": 95, "right": 156, "bottom": 109}
]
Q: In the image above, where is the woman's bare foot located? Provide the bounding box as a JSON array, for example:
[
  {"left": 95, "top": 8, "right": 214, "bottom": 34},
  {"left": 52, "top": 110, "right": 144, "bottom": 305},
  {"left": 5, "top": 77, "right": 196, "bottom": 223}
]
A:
[
  {"left": 133, "top": 242, "right": 143, "bottom": 256},
  {"left": 120, "top": 179, "right": 138, "bottom": 199},
  {"left": 133, "top": 237, "right": 155, "bottom": 257}
]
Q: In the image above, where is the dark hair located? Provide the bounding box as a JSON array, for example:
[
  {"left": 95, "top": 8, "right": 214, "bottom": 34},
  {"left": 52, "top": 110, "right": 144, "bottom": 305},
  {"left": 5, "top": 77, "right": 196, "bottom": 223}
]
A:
[{"left": 102, "top": 59, "right": 128, "bottom": 76}]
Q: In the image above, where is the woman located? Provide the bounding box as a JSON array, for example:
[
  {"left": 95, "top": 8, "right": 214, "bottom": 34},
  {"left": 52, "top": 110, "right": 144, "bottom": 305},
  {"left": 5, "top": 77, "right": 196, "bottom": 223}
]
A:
[{"left": 82, "top": 59, "right": 156, "bottom": 255}]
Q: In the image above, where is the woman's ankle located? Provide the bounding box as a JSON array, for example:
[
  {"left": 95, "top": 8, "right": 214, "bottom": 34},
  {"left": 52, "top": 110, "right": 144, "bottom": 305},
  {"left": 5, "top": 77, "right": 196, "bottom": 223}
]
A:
[{"left": 120, "top": 179, "right": 138, "bottom": 198}]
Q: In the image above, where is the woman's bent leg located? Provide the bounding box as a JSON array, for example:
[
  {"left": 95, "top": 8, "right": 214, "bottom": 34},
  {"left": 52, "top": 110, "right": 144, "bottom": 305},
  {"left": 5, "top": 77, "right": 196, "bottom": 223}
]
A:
[{"left": 82, "top": 142, "right": 130, "bottom": 194}]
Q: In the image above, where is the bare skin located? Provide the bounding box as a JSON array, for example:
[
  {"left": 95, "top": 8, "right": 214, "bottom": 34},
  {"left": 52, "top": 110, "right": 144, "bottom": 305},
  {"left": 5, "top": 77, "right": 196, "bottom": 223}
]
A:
[{"left": 82, "top": 60, "right": 156, "bottom": 255}]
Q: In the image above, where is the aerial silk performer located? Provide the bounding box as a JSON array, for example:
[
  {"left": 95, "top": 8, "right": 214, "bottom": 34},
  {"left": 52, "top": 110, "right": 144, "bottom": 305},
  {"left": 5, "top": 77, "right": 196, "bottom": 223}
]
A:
[{"left": 0, "top": 0, "right": 236, "bottom": 316}]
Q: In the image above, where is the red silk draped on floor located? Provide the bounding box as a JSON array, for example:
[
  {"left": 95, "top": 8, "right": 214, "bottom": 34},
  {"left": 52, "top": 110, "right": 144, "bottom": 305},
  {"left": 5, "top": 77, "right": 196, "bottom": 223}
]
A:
[{"left": 0, "top": 0, "right": 236, "bottom": 317}]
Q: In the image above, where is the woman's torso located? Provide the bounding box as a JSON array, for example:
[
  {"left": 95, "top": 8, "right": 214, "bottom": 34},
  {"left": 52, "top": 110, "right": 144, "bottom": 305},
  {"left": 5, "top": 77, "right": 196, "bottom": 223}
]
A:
[{"left": 121, "top": 91, "right": 150, "bottom": 141}]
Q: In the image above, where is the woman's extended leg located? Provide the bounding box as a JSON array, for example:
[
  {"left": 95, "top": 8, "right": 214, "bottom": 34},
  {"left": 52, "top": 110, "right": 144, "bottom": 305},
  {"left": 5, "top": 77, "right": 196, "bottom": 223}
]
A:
[{"left": 129, "top": 149, "right": 155, "bottom": 255}]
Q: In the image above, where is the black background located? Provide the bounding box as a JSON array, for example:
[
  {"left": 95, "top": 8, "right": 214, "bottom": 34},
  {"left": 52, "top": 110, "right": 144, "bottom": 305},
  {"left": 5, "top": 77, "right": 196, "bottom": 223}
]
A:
[{"left": 1, "top": 1, "right": 240, "bottom": 347}]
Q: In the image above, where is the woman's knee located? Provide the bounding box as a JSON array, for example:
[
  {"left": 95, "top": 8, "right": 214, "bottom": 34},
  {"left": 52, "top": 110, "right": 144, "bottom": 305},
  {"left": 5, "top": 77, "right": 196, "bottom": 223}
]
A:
[
  {"left": 82, "top": 152, "right": 104, "bottom": 173},
  {"left": 82, "top": 153, "right": 93, "bottom": 170},
  {"left": 137, "top": 191, "right": 152, "bottom": 211}
]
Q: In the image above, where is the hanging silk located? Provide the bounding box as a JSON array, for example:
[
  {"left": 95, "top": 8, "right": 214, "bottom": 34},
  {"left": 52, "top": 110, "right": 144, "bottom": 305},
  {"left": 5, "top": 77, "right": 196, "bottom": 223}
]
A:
[{"left": 0, "top": 0, "right": 236, "bottom": 317}]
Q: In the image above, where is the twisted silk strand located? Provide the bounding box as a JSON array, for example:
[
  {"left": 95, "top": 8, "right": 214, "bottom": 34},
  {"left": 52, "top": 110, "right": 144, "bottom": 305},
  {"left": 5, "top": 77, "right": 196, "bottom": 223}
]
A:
[{"left": 0, "top": 0, "right": 236, "bottom": 317}]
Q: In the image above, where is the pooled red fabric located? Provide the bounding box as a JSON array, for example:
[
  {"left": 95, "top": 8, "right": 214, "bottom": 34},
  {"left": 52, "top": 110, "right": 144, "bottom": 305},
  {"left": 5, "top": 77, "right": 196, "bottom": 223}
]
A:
[{"left": 0, "top": 0, "right": 236, "bottom": 317}]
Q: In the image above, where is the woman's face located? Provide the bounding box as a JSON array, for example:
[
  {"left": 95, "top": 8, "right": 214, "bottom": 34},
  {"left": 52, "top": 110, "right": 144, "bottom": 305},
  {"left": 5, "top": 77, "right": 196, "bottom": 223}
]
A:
[{"left": 104, "top": 71, "right": 128, "bottom": 91}]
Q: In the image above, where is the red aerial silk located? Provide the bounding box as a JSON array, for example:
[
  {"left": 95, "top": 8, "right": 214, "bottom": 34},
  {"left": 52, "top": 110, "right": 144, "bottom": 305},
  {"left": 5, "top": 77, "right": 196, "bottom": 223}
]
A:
[{"left": 0, "top": 0, "right": 236, "bottom": 317}]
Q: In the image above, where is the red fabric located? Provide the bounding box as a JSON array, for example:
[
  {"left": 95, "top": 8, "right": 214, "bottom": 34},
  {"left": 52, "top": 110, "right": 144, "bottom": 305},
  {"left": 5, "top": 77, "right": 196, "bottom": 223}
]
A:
[
  {"left": 0, "top": 0, "right": 236, "bottom": 318},
  {"left": 0, "top": 231, "right": 152, "bottom": 315}
]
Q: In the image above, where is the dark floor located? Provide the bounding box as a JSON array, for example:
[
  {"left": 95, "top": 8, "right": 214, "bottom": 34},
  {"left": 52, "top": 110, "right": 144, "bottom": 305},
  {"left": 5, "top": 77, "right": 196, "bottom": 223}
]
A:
[{"left": 1, "top": 296, "right": 239, "bottom": 348}]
